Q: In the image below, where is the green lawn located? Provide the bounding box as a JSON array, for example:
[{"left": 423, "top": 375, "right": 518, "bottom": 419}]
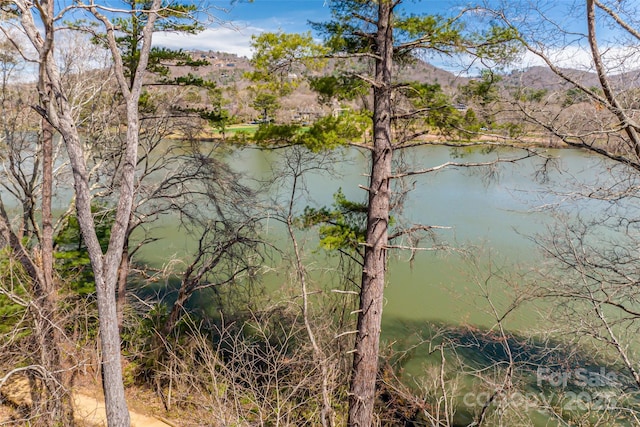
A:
[{"left": 221, "top": 124, "right": 259, "bottom": 135}]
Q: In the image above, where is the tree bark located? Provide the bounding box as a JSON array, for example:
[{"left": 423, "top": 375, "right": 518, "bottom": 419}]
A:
[
  {"left": 41, "top": 115, "right": 75, "bottom": 424},
  {"left": 0, "top": 114, "right": 74, "bottom": 423},
  {"left": 164, "top": 280, "right": 192, "bottom": 336},
  {"left": 348, "top": 1, "right": 394, "bottom": 425},
  {"left": 41, "top": 117, "right": 54, "bottom": 311},
  {"left": 12, "top": 0, "right": 161, "bottom": 424},
  {"left": 116, "top": 243, "right": 129, "bottom": 331},
  {"left": 585, "top": 0, "right": 640, "bottom": 157},
  {"left": 56, "top": 81, "right": 132, "bottom": 427}
]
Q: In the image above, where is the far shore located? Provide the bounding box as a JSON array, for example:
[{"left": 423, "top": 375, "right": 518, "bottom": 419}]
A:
[{"left": 167, "top": 123, "right": 567, "bottom": 150}]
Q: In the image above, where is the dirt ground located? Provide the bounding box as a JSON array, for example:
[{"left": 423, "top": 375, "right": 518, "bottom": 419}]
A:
[
  {"left": 0, "top": 375, "right": 173, "bottom": 427},
  {"left": 73, "top": 392, "right": 172, "bottom": 427}
]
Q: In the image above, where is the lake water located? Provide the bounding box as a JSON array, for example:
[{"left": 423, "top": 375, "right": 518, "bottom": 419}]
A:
[
  {"left": 215, "top": 145, "right": 608, "bottom": 329},
  {"left": 136, "top": 144, "right": 615, "bottom": 331},
  {"left": 220, "top": 144, "right": 633, "bottom": 425},
  {"left": 6, "top": 141, "right": 617, "bottom": 423}
]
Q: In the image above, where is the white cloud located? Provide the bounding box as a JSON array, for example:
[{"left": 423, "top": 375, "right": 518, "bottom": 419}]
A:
[
  {"left": 414, "top": 42, "right": 640, "bottom": 78},
  {"left": 518, "top": 45, "right": 640, "bottom": 74},
  {"left": 153, "top": 24, "right": 263, "bottom": 58},
  {"left": 141, "top": 23, "right": 640, "bottom": 77}
]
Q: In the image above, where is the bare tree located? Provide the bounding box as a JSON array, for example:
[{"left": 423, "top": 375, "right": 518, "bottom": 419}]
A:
[
  {"left": 0, "top": 23, "right": 76, "bottom": 426},
  {"left": 269, "top": 145, "right": 348, "bottom": 427},
  {"left": 482, "top": 0, "right": 640, "bottom": 422},
  {"left": 158, "top": 144, "right": 263, "bottom": 334},
  {"left": 1, "top": 0, "right": 165, "bottom": 424},
  {"left": 492, "top": 0, "right": 640, "bottom": 163}
]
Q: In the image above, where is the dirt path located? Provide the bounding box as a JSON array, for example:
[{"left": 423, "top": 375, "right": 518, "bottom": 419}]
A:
[
  {"left": 1, "top": 376, "right": 172, "bottom": 427},
  {"left": 73, "top": 393, "right": 172, "bottom": 427}
]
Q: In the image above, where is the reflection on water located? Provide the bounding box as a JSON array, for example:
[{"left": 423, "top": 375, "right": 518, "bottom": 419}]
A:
[
  {"left": 136, "top": 145, "right": 616, "bottom": 332},
  {"left": 226, "top": 146, "right": 609, "bottom": 329}
]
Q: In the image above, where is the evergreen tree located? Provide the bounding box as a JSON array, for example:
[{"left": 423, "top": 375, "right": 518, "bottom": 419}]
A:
[{"left": 250, "top": 1, "right": 518, "bottom": 424}]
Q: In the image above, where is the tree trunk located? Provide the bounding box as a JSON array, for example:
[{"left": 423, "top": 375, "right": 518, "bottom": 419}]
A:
[
  {"left": 116, "top": 243, "right": 129, "bottom": 331},
  {"left": 41, "top": 117, "right": 54, "bottom": 313},
  {"left": 585, "top": 0, "right": 640, "bottom": 156},
  {"left": 14, "top": 0, "right": 162, "bottom": 424},
  {"left": 164, "top": 284, "right": 190, "bottom": 335},
  {"left": 0, "top": 117, "right": 74, "bottom": 424},
  {"left": 96, "top": 277, "right": 130, "bottom": 426},
  {"left": 32, "top": 1, "right": 73, "bottom": 420},
  {"left": 40, "top": 116, "right": 75, "bottom": 424},
  {"left": 60, "top": 98, "right": 131, "bottom": 427},
  {"left": 347, "top": 2, "right": 394, "bottom": 426}
]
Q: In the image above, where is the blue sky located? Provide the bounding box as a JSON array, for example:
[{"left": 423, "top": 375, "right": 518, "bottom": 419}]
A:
[
  {"left": 152, "top": 0, "right": 640, "bottom": 74},
  {"left": 154, "top": 0, "right": 476, "bottom": 58},
  {"left": 155, "top": 0, "right": 333, "bottom": 57},
  {"left": 220, "top": 0, "right": 331, "bottom": 32}
]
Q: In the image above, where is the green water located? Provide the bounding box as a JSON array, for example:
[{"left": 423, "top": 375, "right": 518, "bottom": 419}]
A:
[
  {"left": 36, "top": 142, "right": 619, "bottom": 424},
  {"left": 0, "top": 138, "right": 625, "bottom": 423},
  {"left": 137, "top": 144, "right": 605, "bottom": 332},
  {"left": 229, "top": 146, "right": 598, "bottom": 325}
]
